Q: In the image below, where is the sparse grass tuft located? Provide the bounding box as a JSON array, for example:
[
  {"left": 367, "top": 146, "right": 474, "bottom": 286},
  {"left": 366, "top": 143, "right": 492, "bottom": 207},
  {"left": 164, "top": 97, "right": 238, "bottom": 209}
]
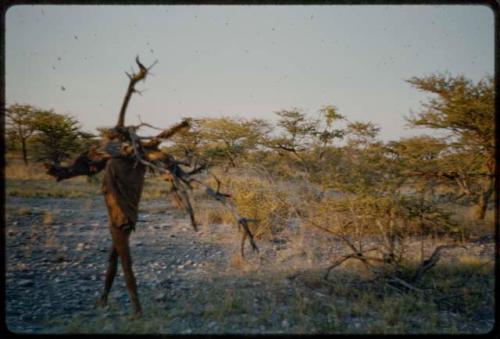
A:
[
  {"left": 17, "top": 207, "right": 32, "bottom": 216},
  {"left": 42, "top": 210, "right": 53, "bottom": 225},
  {"left": 194, "top": 201, "right": 234, "bottom": 229}
]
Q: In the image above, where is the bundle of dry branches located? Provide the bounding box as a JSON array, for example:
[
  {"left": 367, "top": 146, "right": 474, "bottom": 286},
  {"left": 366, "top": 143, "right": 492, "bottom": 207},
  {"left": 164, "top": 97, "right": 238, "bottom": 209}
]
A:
[{"left": 46, "top": 56, "right": 259, "bottom": 257}]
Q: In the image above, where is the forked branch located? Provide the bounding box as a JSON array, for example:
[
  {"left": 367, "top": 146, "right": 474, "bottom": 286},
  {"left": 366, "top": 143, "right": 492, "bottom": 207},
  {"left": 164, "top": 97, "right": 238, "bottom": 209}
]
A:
[{"left": 117, "top": 56, "right": 157, "bottom": 128}]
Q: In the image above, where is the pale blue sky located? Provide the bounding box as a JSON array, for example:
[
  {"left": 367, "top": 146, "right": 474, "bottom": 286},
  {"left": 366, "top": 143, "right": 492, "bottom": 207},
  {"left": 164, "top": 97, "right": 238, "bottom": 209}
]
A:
[{"left": 5, "top": 5, "right": 494, "bottom": 141}]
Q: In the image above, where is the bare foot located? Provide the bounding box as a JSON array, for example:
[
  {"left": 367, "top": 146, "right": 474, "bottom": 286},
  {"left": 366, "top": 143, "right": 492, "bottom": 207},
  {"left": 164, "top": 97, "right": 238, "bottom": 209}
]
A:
[{"left": 95, "top": 296, "right": 108, "bottom": 308}]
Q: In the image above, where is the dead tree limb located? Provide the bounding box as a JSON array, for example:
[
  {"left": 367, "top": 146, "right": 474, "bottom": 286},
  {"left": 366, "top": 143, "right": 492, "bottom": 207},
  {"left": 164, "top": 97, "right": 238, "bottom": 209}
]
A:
[
  {"left": 168, "top": 165, "right": 258, "bottom": 257},
  {"left": 238, "top": 217, "right": 259, "bottom": 257},
  {"left": 324, "top": 254, "right": 362, "bottom": 280},
  {"left": 171, "top": 174, "right": 197, "bottom": 231},
  {"left": 386, "top": 276, "right": 423, "bottom": 293},
  {"left": 154, "top": 119, "right": 191, "bottom": 139},
  {"left": 48, "top": 56, "right": 260, "bottom": 259},
  {"left": 323, "top": 248, "right": 384, "bottom": 280},
  {"left": 412, "top": 244, "right": 466, "bottom": 283},
  {"left": 117, "top": 56, "right": 157, "bottom": 128},
  {"left": 44, "top": 148, "right": 108, "bottom": 181},
  {"left": 124, "top": 126, "right": 198, "bottom": 231},
  {"left": 124, "top": 126, "right": 259, "bottom": 253},
  {"left": 240, "top": 232, "right": 248, "bottom": 258}
]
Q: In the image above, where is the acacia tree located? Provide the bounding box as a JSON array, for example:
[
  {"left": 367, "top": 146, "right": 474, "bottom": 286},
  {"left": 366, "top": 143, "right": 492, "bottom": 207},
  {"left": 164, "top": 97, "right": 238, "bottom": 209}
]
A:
[
  {"left": 6, "top": 104, "right": 37, "bottom": 165},
  {"left": 31, "top": 111, "right": 93, "bottom": 165},
  {"left": 307, "top": 125, "right": 461, "bottom": 284},
  {"left": 310, "top": 105, "right": 345, "bottom": 160},
  {"left": 268, "top": 109, "right": 316, "bottom": 154},
  {"left": 331, "top": 122, "right": 393, "bottom": 194},
  {"left": 200, "top": 117, "right": 269, "bottom": 168},
  {"left": 164, "top": 119, "right": 204, "bottom": 163},
  {"left": 345, "top": 121, "right": 380, "bottom": 148},
  {"left": 385, "top": 136, "right": 448, "bottom": 197},
  {"left": 264, "top": 106, "right": 345, "bottom": 179},
  {"left": 406, "top": 73, "right": 495, "bottom": 219}
]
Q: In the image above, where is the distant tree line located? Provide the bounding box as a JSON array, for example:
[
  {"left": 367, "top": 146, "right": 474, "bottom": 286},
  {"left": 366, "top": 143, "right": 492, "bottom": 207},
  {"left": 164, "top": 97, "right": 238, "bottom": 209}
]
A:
[
  {"left": 6, "top": 104, "right": 98, "bottom": 165},
  {"left": 165, "top": 74, "right": 494, "bottom": 220},
  {"left": 5, "top": 73, "right": 494, "bottom": 220}
]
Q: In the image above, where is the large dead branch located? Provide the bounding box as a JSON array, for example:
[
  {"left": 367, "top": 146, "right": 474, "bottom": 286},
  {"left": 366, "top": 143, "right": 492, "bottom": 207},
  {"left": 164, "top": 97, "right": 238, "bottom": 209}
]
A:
[
  {"left": 117, "top": 56, "right": 157, "bottom": 128},
  {"left": 44, "top": 147, "right": 109, "bottom": 181},
  {"left": 323, "top": 247, "right": 383, "bottom": 280},
  {"left": 46, "top": 56, "right": 260, "bottom": 259},
  {"left": 123, "top": 126, "right": 259, "bottom": 254},
  {"left": 154, "top": 119, "right": 191, "bottom": 139}
]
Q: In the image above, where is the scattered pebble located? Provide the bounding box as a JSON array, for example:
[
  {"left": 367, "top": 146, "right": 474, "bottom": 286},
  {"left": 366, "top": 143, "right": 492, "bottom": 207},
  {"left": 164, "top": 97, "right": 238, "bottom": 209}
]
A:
[
  {"left": 18, "top": 279, "right": 34, "bottom": 287},
  {"left": 155, "top": 293, "right": 166, "bottom": 301}
]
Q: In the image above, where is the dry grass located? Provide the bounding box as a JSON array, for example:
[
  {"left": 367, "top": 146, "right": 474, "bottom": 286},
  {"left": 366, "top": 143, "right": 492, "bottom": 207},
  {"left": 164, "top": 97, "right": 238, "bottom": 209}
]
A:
[
  {"left": 49, "top": 256, "right": 494, "bottom": 334},
  {"left": 5, "top": 161, "right": 174, "bottom": 200},
  {"left": 17, "top": 207, "right": 32, "bottom": 216},
  {"left": 194, "top": 201, "right": 234, "bottom": 229},
  {"left": 5, "top": 160, "right": 56, "bottom": 180},
  {"left": 6, "top": 160, "right": 101, "bottom": 198}
]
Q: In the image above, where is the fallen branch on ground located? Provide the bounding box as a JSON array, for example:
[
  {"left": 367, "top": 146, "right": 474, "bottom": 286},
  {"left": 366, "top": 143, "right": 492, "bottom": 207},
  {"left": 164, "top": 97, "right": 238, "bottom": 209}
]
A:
[{"left": 412, "top": 244, "right": 466, "bottom": 283}]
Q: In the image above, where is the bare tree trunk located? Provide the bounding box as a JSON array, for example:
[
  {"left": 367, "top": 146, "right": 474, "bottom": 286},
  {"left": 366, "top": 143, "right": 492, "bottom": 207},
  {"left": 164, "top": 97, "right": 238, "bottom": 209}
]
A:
[
  {"left": 473, "top": 181, "right": 494, "bottom": 220},
  {"left": 21, "top": 138, "right": 28, "bottom": 165}
]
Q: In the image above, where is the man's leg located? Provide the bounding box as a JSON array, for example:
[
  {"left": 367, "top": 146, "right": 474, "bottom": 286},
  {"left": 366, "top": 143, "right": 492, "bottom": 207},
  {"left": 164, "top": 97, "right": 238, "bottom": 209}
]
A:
[
  {"left": 110, "top": 226, "right": 142, "bottom": 319},
  {"left": 96, "top": 244, "right": 118, "bottom": 307}
]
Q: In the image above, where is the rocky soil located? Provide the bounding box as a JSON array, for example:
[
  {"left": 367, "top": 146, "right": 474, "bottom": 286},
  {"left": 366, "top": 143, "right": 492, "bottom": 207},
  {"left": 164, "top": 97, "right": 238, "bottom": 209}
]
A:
[
  {"left": 5, "top": 196, "right": 495, "bottom": 334},
  {"left": 6, "top": 196, "right": 236, "bottom": 332}
]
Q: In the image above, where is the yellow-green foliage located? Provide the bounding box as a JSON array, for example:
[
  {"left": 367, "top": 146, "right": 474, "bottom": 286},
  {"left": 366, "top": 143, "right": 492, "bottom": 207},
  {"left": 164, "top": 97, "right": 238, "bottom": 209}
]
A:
[
  {"left": 308, "top": 194, "right": 392, "bottom": 236},
  {"left": 226, "top": 175, "right": 289, "bottom": 239}
]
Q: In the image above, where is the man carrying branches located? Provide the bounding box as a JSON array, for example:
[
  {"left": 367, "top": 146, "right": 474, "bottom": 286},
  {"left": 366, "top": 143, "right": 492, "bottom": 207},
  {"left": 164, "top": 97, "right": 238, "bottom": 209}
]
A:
[{"left": 45, "top": 57, "right": 258, "bottom": 319}]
